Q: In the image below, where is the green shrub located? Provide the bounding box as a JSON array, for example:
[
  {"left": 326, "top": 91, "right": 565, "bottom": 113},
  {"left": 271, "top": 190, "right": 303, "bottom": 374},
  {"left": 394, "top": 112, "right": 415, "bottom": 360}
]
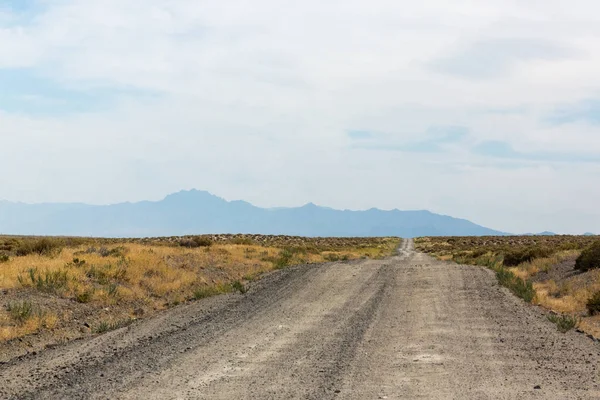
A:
[
  {"left": 66, "top": 258, "right": 86, "bottom": 268},
  {"left": 193, "top": 286, "right": 221, "bottom": 300},
  {"left": 95, "top": 321, "right": 111, "bottom": 334},
  {"left": 75, "top": 289, "right": 94, "bottom": 303},
  {"left": 495, "top": 268, "right": 535, "bottom": 303},
  {"left": 6, "top": 301, "right": 34, "bottom": 324},
  {"left": 193, "top": 237, "right": 213, "bottom": 247},
  {"left": 503, "top": 247, "right": 552, "bottom": 267},
  {"left": 15, "top": 238, "right": 64, "bottom": 257},
  {"left": 547, "top": 313, "right": 579, "bottom": 333},
  {"left": 94, "top": 319, "right": 131, "bottom": 334},
  {"left": 0, "top": 253, "right": 9, "bottom": 263},
  {"left": 179, "top": 237, "right": 212, "bottom": 248},
  {"left": 274, "top": 249, "right": 294, "bottom": 269},
  {"left": 231, "top": 237, "right": 254, "bottom": 246},
  {"left": 86, "top": 265, "right": 110, "bottom": 284},
  {"left": 231, "top": 280, "right": 247, "bottom": 294},
  {"left": 575, "top": 241, "right": 600, "bottom": 272},
  {"left": 587, "top": 291, "right": 600, "bottom": 315},
  {"left": 98, "top": 246, "right": 128, "bottom": 258},
  {"left": 18, "top": 268, "right": 69, "bottom": 294},
  {"left": 107, "top": 283, "right": 119, "bottom": 297},
  {"left": 324, "top": 253, "right": 341, "bottom": 262},
  {"left": 85, "top": 260, "right": 128, "bottom": 285}
]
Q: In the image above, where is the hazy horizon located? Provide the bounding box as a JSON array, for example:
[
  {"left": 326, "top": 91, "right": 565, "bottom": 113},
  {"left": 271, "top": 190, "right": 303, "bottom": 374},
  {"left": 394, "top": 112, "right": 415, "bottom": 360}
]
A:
[
  {"left": 2, "top": 1, "right": 600, "bottom": 234},
  {"left": 1, "top": 188, "right": 596, "bottom": 236}
]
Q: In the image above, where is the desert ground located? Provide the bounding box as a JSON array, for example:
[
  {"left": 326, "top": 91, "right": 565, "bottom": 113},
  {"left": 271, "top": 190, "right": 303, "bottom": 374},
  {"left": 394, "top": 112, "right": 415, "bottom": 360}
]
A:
[{"left": 1, "top": 239, "right": 599, "bottom": 399}]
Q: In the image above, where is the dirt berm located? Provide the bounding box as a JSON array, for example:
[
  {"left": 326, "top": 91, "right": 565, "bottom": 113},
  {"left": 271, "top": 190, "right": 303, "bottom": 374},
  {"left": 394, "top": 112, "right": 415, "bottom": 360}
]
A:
[{"left": 1, "top": 239, "right": 599, "bottom": 399}]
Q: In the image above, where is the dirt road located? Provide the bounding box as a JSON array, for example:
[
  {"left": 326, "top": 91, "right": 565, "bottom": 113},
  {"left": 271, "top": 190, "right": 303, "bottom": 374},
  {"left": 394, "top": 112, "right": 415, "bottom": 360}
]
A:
[{"left": 1, "top": 239, "right": 599, "bottom": 399}]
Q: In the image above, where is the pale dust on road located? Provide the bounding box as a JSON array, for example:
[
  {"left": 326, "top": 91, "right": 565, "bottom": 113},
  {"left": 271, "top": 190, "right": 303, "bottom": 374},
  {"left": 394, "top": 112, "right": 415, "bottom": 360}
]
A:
[{"left": 1, "top": 239, "right": 599, "bottom": 399}]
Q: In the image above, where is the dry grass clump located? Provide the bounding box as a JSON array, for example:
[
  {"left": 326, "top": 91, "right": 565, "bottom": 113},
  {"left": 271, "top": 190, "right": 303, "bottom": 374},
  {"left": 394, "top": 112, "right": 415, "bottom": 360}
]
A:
[
  {"left": 532, "top": 269, "right": 600, "bottom": 313},
  {"left": 415, "top": 235, "right": 597, "bottom": 260},
  {"left": 510, "top": 251, "right": 580, "bottom": 279},
  {"left": 0, "top": 235, "right": 400, "bottom": 344},
  {"left": 0, "top": 301, "right": 58, "bottom": 342},
  {"left": 588, "top": 292, "right": 600, "bottom": 316},
  {"left": 416, "top": 235, "right": 600, "bottom": 337}
]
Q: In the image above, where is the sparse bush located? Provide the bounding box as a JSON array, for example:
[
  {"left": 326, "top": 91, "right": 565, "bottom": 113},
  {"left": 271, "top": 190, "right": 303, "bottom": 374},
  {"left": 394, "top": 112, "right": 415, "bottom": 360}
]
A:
[
  {"left": 95, "top": 321, "right": 110, "bottom": 334},
  {"left": 575, "top": 241, "right": 600, "bottom": 272},
  {"left": 471, "top": 248, "right": 488, "bottom": 258},
  {"left": 274, "top": 249, "right": 294, "bottom": 269},
  {"left": 63, "top": 237, "right": 87, "bottom": 247},
  {"left": 193, "top": 237, "right": 213, "bottom": 247},
  {"left": 0, "top": 253, "right": 9, "bottom": 263},
  {"left": 86, "top": 265, "right": 110, "bottom": 284},
  {"left": 113, "top": 258, "right": 129, "bottom": 282},
  {"left": 231, "top": 280, "right": 247, "bottom": 294},
  {"left": 98, "top": 246, "right": 128, "bottom": 258},
  {"left": 107, "top": 283, "right": 119, "bottom": 297},
  {"left": 6, "top": 301, "right": 34, "bottom": 324},
  {"left": 84, "top": 246, "right": 98, "bottom": 254},
  {"left": 94, "top": 319, "right": 130, "bottom": 334},
  {"left": 66, "top": 258, "right": 86, "bottom": 268},
  {"left": 179, "top": 237, "right": 212, "bottom": 248},
  {"left": 15, "top": 238, "right": 64, "bottom": 257},
  {"left": 324, "top": 253, "right": 340, "bottom": 262},
  {"left": 75, "top": 289, "right": 94, "bottom": 303},
  {"left": 231, "top": 237, "right": 254, "bottom": 246},
  {"left": 178, "top": 239, "right": 195, "bottom": 248},
  {"left": 587, "top": 291, "right": 600, "bottom": 316},
  {"left": 503, "top": 247, "right": 552, "bottom": 267},
  {"left": 495, "top": 268, "right": 535, "bottom": 303},
  {"left": 86, "top": 262, "right": 127, "bottom": 285},
  {"left": 193, "top": 286, "right": 221, "bottom": 300},
  {"left": 18, "top": 268, "right": 69, "bottom": 294},
  {"left": 547, "top": 313, "right": 579, "bottom": 333}
]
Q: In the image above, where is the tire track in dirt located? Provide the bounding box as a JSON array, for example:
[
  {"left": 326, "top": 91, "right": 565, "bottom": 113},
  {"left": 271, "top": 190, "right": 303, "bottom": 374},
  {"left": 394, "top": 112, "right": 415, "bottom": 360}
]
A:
[{"left": 1, "top": 239, "right": 599, "bottom": 399}]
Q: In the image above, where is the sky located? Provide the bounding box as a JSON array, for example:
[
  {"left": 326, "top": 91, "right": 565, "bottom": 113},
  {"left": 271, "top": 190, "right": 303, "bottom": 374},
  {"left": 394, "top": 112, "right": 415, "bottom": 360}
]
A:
[{"left": 1, "top": 0, "right": 600, "bottom": 234}]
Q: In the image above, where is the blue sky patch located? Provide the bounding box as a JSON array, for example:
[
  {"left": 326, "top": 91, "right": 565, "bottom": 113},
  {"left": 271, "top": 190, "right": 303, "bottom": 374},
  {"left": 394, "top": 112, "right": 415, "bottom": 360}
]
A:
[
  {"left": 545, "top": 99, "right": 600, "bottom": 125},
  {"left": 0, "top": 0, "right": 42, "bottom": 23},
  {"left": 347, "top": 130, "right": 375, "bottom": 140},
  {"left": 431, "top": 38, "right": 577, "bottom": 79},
  {"left": 349, "top": 125, "right": 468, "bottom": 153},
  {"left": 425, "top": 126, "right": 468, "bottom": 143},
  {"left": 0, "top": 68, "right": 159, "bottom": 115},
  {"left": 2, "top": 0, "right": 38, "bottom": 12},
  {"left": 473, "top": 140, "right": 600, "bottom": 163}
]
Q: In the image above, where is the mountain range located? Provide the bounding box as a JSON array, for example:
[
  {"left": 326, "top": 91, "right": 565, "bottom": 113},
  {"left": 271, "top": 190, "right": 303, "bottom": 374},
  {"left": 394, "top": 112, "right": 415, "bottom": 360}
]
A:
[{"left": 0, "top": 190, "right": 506, "bottom": 238}]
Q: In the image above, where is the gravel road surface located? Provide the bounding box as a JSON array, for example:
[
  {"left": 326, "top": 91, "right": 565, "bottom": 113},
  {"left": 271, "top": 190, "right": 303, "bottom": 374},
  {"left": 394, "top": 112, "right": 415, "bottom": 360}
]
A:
[{"left": 1, "top": 239, "right": 599, "bottom": 399}]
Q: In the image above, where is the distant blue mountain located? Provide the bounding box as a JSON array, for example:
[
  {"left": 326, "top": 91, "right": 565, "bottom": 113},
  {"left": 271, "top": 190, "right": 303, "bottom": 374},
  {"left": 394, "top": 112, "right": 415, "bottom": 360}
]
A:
[
  {"left": 523, "top": 231, "right": 557, "bottom": 236},
  {"left": 0, "top": 190, "right": 506, "bottom": 238}
]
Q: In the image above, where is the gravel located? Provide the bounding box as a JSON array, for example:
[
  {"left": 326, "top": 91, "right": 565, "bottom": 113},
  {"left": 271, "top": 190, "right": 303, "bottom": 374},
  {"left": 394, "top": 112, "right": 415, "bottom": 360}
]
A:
[{"left": 1, "top": 239, "right": 599, "bottom": 399}]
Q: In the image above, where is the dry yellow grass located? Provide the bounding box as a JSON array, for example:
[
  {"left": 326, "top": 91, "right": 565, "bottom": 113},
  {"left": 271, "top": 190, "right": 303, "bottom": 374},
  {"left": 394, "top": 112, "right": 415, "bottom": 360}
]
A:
[
  {"left": 417, "top": 237, "right": 600, "bottom": 337},
  {"left": 578, "top": 316, "right": 600, "bottom": 338},
  {"left": 0, "top": 238, "right": 400, "bottom": 344},
  {"left": 533, "top": 271, "right": 600, "bottom": 314},
  {"left": 509, "top": 250, "right": 579, "bottom": 280},
  {"left": 507, "top": 251, "right": 600, "bottom": 315},
  {"left": 0, "top": 308, "right": 58, "bottom": 342}
]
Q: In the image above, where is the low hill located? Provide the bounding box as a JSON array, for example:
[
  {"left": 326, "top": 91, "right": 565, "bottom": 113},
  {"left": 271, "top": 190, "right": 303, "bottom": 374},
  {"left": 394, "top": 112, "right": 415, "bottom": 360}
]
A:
[{"left": 0, "top": 190, "right": 506, "bottom": 238}]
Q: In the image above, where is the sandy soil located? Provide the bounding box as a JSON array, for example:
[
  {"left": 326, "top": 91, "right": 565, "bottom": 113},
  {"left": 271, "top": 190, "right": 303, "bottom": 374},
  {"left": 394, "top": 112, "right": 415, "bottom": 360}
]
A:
[{"left": 1, "top": 239, "right": 599, "bottom": 399}]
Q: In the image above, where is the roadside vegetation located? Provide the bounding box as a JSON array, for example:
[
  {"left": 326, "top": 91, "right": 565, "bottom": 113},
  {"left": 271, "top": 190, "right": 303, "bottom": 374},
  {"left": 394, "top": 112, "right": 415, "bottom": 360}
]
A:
[
  {"left": 415, "top": 236, "right": 600, "bottom": 337},
  {"left": 0, "top": 234, "right": 399, "bottom": 350}
]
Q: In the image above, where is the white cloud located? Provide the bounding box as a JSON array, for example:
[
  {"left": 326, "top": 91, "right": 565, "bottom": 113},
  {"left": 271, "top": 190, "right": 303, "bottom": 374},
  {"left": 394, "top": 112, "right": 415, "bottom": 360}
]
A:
[{"left": 1, "top": 0, "right": 600, "bottom": 233}]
